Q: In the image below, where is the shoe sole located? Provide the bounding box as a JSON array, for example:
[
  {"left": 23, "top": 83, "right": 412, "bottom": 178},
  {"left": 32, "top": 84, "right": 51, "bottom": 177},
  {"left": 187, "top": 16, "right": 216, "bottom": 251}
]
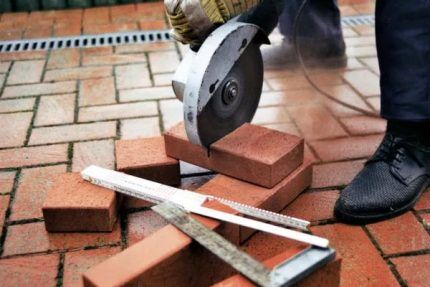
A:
[{"left": 334, "top": 178, "right": 430, "bottom": 225}]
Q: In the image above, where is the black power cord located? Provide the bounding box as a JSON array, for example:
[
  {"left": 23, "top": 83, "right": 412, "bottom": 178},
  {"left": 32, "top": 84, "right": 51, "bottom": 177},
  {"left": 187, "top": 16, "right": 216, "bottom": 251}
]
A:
[{"left": 293, "top": 0, "right": 379, "bottom": 118}]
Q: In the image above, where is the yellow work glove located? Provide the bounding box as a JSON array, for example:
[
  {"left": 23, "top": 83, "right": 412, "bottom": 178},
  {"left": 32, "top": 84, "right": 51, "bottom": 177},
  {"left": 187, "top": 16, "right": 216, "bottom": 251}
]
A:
[{"left": 165, "top": 0, "right": 262, "bottom": 45}]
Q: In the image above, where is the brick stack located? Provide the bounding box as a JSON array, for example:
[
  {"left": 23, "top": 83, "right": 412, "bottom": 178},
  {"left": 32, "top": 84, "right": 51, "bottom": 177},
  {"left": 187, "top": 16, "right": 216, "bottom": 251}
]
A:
[{"left": 42, "top": 122, "right": 340, "bottom": 286}]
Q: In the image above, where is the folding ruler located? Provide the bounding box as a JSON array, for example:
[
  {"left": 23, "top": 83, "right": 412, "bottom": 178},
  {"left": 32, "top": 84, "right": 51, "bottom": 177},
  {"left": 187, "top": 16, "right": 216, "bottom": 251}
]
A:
[{"left": 82, "top": 166, "right": 328, "bottom": 247}]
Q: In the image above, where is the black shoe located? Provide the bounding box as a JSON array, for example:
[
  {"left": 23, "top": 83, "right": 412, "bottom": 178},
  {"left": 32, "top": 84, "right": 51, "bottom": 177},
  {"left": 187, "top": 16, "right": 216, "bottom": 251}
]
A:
[
  {"left": 334, "top": 133, "right": 430, "bottom": 224},
  {"left": 262, "top": 37, "right": 346, "bottom": 69}
]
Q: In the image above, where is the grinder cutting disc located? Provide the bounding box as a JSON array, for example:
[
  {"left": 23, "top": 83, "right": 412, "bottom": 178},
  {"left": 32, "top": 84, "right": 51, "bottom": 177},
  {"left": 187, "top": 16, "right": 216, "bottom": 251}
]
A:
[{"left": 197, "top": 43, "right": 263, "bottom": 147}]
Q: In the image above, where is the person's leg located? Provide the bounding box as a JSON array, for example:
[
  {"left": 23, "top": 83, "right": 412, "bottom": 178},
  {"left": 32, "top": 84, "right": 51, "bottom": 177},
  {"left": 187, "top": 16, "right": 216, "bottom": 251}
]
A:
[
  {"left": 263, "top": 0, "right": 345, "bottom": 68},
  {"left": 334, "top": 0, "right": 430, "bottom": 224}
]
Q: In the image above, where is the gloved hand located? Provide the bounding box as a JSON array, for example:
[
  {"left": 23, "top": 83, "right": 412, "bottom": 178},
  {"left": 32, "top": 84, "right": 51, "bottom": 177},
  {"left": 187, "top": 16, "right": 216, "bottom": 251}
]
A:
[{"left": 165, "top": 0, "right": 262, "bottom": 45}]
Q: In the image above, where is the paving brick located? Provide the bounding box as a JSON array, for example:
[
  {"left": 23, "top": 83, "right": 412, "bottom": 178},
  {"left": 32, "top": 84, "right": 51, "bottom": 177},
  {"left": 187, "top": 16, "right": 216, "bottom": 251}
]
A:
[
  {"left": 83, "top": 201, "right": 238, "bottom": 287},
  {"left": 84, "top": 22, "right": 137, "bottom": 34},
  {"left": 367, "top": 212, "right": 430, "bottom": 255},
  {"left": 215, "top": 248, "right": 341, "bottom": 287},
  {"left": 139, "top": 20, "right": 167, "bottom": 30},
  {"left": 415, "top": 190, "right": 430, "bottom": 211},
  {"left": 0, "top": 254, "right": 59, "bottom": 287},
  {"left": 346, "top": 45, "right": 376, "bottom": 57},
  {"left": 366, "top": 96, "right": 380, "bottom": 112},
  {"left": 360, "top": 57, "right": 380, "bottom": 75},
  {"left": 267, "top": 73, "right": 342, "bottom": 91},
  {"left": 79, "top": 77, "right": 116, "bottom": 107},
  {"left": 0, "top": 172, "right": 15, "bottom": 194},
  {"left": 0, "top": 51, "right": 47, "bottom": 61},
  {"left": 0, "top": 194, "right": 9, "bottom": 229},
  {"left": 43, "top": 172, "right": 118, "bottom": 232},
  {"left": 258, "top": 89, "right": 318, "bottom": 107},
  {"left": 47, "top": 49, "right": 80, "bottom": 69},
  {"left": 340, "top": 116, "right": 386, "bottom": 135},
  {"left": 116, "top": 137, "right": 180, "bottom": 187},
  {"left": 310, "top": 134, "right": 382, "bottom": 162},
  {"left": 35, "top": 94, "right": 75, "bottom": 126},
  {"left": 391, "top": 254, "right": 430, "bottom": 287},
  {"left": 83, "top": 6, "right": 109, "bottom": 25},
  {"left": 44, "top": 66, "right": 112, "bottom": 82},
  {"left": 282, "top": 190, "right": 339, "bottom": 223},
  {"left": 81, "top": 47, "right": 113, "bottom": 57},
  {"left": 10, "top": 165, "right": 66, "bottom": 221},
  {"left": 115, "top": 64, "right": 151, "bottom": 89},
  {"left": 252, "top": 107, "right": 290, "bottom": 125},
  {"left": 165, "top": 122, "right": 304, "bottom": 188},
  {"left": 312, "top": 159, "right": 365, "bottom": 188},
  {"left": 288, "top": 104, "right": 347, "bottom": 141},
  {"left": 3, "top": 221, "right": 121, "bottom": 256},
  {"left": 54, "top": 22, "right": 82, "bottom": 37},
  {"left": 321, "top": 85, "right": 373, "bottom": 117},
  {"left": 345, "top": 36, "right": 375, "bottom": 47},
  {"left": 115, "top": 42, "right": 176, "bottom": 53},
  {"left": 82, "top": 53, "right": 147, "bottom": 66},
  {"left": 120, "top": 117, "right": 161, "bottom": 139},
  {"left": 79, "top": 102, "right": 157, "bottom": 122},
  {"left": 0, "top": 61, "right": 11, "bottom": 73},
  {"left": 343, "top": 69, "right": 380, "bottom": 97},
  {"left": 311, "top": 224, "right": 399, "bottom": 287},
  {"left": 148, "top": 51, "right": 180, "bottom": 74},
  {"left": 63, "top": 247, "right": 122, "bottom": 287},
  {"left": 0, "top": 144, "right": 68, "bottom": 169},
  {"left": 127, "top": 210, "right": 168, "bottom": 246},
  {"left": 29, "top": 121, "right": 116, "bottom": 145},
  {"left": 198, "top": 159, "right": 312, "bottom": 241},
  {"left": 0, "top": 112, "right": 32, "bottom": 148},
  {"left": 7, "top": 60, "right": 45, "bottom": 85},
  {"left": 72, "top": 139, "right": 115, "bottom": 172},
  {"left": 0, "top": 98, "right": 35, "bottom": 113},
  {"left": 159, "top": 99, "right": 182, "bottom": 130},
  {"left": 2, "top": 81, "right": 77, "bottom": 98},
  {"left": 153, "top": 73, "right": 173, "bottom": 86}
]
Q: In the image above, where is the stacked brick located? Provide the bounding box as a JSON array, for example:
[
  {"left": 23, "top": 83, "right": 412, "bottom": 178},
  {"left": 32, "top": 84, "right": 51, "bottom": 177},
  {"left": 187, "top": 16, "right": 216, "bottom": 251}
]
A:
[{"left": 42, "top": 122, "right": 341, "bottom": 286}]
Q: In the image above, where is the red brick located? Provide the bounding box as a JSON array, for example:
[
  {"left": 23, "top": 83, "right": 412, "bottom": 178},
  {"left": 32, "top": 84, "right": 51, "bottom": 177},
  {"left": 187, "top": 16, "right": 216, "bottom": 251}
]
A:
[
  {"left": 136, "top": 2, "right": 165, "bottom": 13},
  {"left": 198, "top": 159, "right": 312, "bottom": 242},
  {"left": 82, "top": 53, "right": 147, "bottom": 66},
  {"left": 127, "top": 210, "right": 168, "bottom": 246},
  {"left": 35, "top": 94, "right": 75, "bottom": 126},
  {"left": 343, "top": 69, "right": 380, "bottom": 97},
  {"left": 3, "top": 221, "right": 121, "bottom": 256},
  {"left": 7, "top": 60, "right": 45, "bottom": 85},
  {"left": 116, "top": 137, "right": 180, "bottom": 187},
  {"left": 79, "top": 102, "right": 158, "bottom": 122},
  {"left": 0, "top": 98, "right": 35, "bottom": 113},
  {"left": 84, "top": 22, "right": 137, "bottom": 34},
  {"left": 0, "top": 254, "right": 59, "bottom": 287},
  {"left": 43, "top": 173, "right": 118, "bottom": 232},
  {"left": 54, "top": 22, "right": 82, "bottom": 37},
  {"left": 79, "top": 77, "right": 116, "bottom": 107},
  {"left": 0, "top": 51, "right": 47, "bottom": 61},
  {"left": 391, "top": 254, "right": 430, "bottom": 287},
  {"left": 10, "top": 165, "right": 67, "bottom": 221},
  {"left": 81, "top": 47, "right": 112, "bottom": 57},
  {"left": 0, "top": 144, "right": 68, "bottom": 169},
  {"left": 44, "top": 66, "right": 112, "bottom": 82},
  {"left": 72, "top": 139, "right": 115, "bottom": 172},
  {"left": 214, "top": 249, "right": 341, "bottom": 287},
  {"left": 310, "top": 134, "right": 382, "bottom": 162},
  {"left": 148, "top": 51, "right": 180, "bottom": 74},
  {"left": 110, "top": 4, "right": 136, "bottom": 18},
  {"left": 312, "top": 159, "right": 365, "bottom": 188},
  {"left": 2, "top": 81, "right": 77, "bottom": 98},
  {"left": 340, "top": 116, "right": 386, "bottom": 135},
  {"left": 311, "top": 224, "right": 399, "bottom": 286},
  {"left": 0, "top": 195, "right": 9, "bottom": 229},
  {"left": 281, "top": 190, "right": 339, "bottom": 223},
  {"left": 63, "top": 247, "right": 121, "bottom": 287},
  {"left": 83, "top": 201, "right": 239, "bottom": 287},
  {"left": 0, "top": 29, "right": 22, "bottom": 40},
  {"left": 139, "top": 20, "right": 167, "bottom": 30},
  {"left": 414, "top": 189, "right": 430, "bottom": 211},
  {"left": 120, "top": 117, "right": 161, "bottom": 139},
  {"left": 288, "top": 104, "right": 347, "bottom": 141},
  {"left": 0, "top": 172, "right": 15, "bottom": 194},
  {"left": 47, "top": 49, "right": 80, "bottom": 69},
  {"left": 367, "top": 212, "right": 430, "bottom": 255},
  {"left": 1, "top": 12, "right": 29, "bottom": 23},
  {"left": 83, "top": 7, "right": 110, "bottom": 25},
  {"left": 115, "top": 64, "right": 151, "bottom": 89},
  {"left": 29, "top": 121, "right": 117, "bottom": 145},
  {"left": 165, "top": 123, "right": 304, "bottom": 188},
  {"left": 0, "top": 112, "right": 33, "bottom": 148},
  {"left": 24, "top": 26, "right": 52, "bottom": 39}
]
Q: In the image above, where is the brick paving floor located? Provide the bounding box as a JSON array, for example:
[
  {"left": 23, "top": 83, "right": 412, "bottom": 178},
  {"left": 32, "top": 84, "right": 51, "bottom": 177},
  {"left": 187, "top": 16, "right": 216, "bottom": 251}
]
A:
[{"left": 0, "top": 0, "right": 429, "bottom": 286}]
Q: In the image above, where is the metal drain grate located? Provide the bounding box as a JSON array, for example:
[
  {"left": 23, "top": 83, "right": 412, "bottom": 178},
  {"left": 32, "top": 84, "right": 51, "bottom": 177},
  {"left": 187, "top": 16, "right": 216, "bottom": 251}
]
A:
[
  {"left": 0, "top": 29, "right": 172, "bottom": 53},
  {"left": 0, "top": 14, "right": 374, "bottom": 53},
  {"left": 341, "top": 14, "right": 375, "bottom": 27}
]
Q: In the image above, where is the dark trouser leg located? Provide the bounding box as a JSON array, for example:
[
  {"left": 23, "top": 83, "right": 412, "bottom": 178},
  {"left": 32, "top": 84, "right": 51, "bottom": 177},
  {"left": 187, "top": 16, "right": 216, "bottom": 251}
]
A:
[
  {"left": 376, "top": 0, "right": 430, "bottom": 121},
  {"left": 238, "top": 0, "right": 286, "bottom": 35},
  {"left": 279, "top": 0, "right": 343, "bottom": 43}
]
